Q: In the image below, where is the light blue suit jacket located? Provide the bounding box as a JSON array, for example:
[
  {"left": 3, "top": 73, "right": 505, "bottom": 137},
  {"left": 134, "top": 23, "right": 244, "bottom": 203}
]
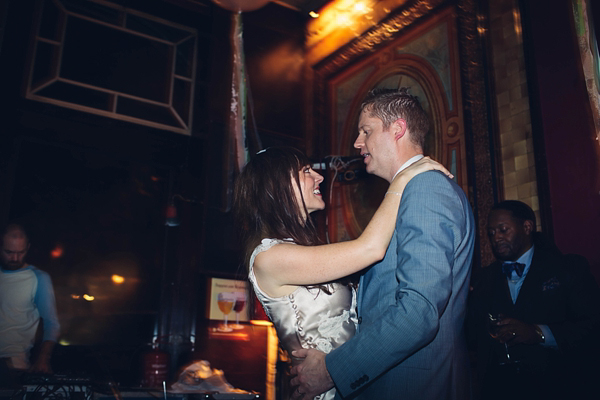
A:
[{"left": 326, "top": 171, "right": 475, "bottom": 399}]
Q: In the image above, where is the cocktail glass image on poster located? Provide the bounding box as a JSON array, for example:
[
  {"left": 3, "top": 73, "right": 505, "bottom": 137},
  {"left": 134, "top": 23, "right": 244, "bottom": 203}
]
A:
[
  {"left": 207, "top": 277, "right": 250, "bottom": 337},
  {"left": 231, "top": 291, "right": 247, "bottom": 330},
  {"left": 217, "top": 292, "right": 235, "bottom": 332}
]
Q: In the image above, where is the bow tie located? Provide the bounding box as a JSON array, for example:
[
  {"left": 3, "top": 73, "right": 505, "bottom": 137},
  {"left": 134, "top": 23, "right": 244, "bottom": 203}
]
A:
[{"left": 502, "top": 262, "right": 525, "bottom": 279}]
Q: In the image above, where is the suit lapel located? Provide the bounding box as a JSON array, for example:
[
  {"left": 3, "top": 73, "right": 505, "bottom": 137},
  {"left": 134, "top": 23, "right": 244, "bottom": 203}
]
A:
[
  {"left": 480, "top": 261, "right": 512, "bottom": 316},
  {"left": 357, "top": 268, "right": 371, "bottom": 332},
  {"left": 491, "top": 262, "right": 513, "bottom": 310},
  {"left": 514, "top": 250, "right": 543, "bottom": 308},
  {"left": 356, "top": 229, "right": 398, "bottom": 333}
]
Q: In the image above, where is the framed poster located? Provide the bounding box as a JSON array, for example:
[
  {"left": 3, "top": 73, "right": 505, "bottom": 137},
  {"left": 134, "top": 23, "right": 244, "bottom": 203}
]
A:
[
  {"left": 206, "top": 277, "right": 249, "bottom": 334},
  {"left": 319, "top": 7, "right": 467, "bottom": 243},
  {"left": 310, "top": 1, "right": 495, "bottom": 264}
]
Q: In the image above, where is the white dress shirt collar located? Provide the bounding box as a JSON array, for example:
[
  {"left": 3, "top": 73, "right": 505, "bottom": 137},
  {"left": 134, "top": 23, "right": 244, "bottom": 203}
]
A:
[
  {"left": 507, "top": 245, "right": 535, "bottom": 303},
  {"left": 391, "top": 154, "right": 424, "bottom": 181}
]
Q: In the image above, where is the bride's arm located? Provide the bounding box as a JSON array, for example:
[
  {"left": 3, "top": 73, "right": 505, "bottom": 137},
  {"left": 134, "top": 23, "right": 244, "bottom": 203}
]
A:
[{"left": 254, "top": 157, "right": 451, "bottom": 288}]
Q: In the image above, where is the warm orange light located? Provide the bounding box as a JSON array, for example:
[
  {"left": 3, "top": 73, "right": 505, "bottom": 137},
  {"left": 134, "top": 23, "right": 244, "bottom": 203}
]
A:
[
  {"left": 335, "top": 13, "right": 352, "bottom": 27},
  {"left": 512, "top": 7, "right": 522, "bottom": 40},
  {"left": 71, "top": 294, "right": 80, "bottom": 299},
  {"left": 111, "top": 274, "right": 125, "bottom": 284},
  {"left": 50, "top": 245, "right": 63, "bottom": 258},
  {"left": 83, "top": 294, "right": 95, "bottom": 301},
  {"left": 250, "top": 320, "right": 273, "bottom": 326},
  {"left": 353, "top": 2, "right": 368, "bottom": 14},
  {"left": 309, "top": 11, "right": 319, "bottom": 18}
]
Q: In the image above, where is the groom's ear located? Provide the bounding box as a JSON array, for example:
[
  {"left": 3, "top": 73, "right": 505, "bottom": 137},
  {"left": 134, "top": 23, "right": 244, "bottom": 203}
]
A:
[{"left": 393, "top": 118, "right": 407, "bottom": 141}]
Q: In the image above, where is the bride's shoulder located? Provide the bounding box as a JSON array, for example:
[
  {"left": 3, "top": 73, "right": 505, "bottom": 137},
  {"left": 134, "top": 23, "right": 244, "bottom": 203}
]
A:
[
  {"left": 254, "top": 238, "right": 293, "bottom": 254},
  {"left": 250, "top": 238, "right": 295, "bottom": 269}
]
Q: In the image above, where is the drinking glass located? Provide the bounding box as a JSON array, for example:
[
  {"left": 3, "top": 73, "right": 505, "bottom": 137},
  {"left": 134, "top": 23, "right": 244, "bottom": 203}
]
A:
[
  {"left": 217, "top": 292, "right": 235, "bottom": 332},
  {"left": 231, "top": 292, "right": 247, "bottom": 330},
  {"left": 487, "top": 313, "right": 511, "bottom": 364}
]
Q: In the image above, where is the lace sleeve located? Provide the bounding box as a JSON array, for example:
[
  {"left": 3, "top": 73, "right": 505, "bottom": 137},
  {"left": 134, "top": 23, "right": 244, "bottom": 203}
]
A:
[{"left": 249, "top": 238, "right": 290, "bottom": 273}]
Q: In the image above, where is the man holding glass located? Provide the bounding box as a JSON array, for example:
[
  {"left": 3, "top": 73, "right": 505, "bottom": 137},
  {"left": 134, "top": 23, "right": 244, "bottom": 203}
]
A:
[
  {"left": 468, "top": 200, "right": 600, "bottom": 400},
  {"left": 291, "top": 88, "right": 475, "bottom": 399}
]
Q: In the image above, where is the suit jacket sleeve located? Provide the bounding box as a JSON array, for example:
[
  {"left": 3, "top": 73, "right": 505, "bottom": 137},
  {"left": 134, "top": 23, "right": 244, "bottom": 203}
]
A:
[{"left": 326, "top": 172, "right": 469, "bottom": 397}]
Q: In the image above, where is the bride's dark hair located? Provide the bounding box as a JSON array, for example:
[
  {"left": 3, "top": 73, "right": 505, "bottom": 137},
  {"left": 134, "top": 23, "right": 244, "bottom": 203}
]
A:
[{"left": 234, "top": 146, "right": 321, "bottom": 273}]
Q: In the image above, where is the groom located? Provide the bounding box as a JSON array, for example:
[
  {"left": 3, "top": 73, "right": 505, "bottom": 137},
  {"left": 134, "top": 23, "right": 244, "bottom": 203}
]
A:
[{"left": 290, "top": 88, "right": 475, "bottom": 399}]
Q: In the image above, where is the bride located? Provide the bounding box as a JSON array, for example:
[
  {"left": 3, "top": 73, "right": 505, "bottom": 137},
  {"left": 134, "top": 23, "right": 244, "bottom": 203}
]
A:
[{"left": 234, "top": 146, "right": 450, "bottom": 399}]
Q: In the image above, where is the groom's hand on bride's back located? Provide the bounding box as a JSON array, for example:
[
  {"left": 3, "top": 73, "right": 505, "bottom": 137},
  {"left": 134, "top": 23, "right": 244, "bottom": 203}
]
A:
[{"left": 289, "top": 348, "right": 333, "bottom": 399}]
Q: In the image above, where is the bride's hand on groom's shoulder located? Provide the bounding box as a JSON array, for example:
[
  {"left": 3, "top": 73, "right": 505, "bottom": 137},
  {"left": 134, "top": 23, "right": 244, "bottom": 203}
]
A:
[{"left": 399, "top": 156, "right": 453, "bottom": 182}]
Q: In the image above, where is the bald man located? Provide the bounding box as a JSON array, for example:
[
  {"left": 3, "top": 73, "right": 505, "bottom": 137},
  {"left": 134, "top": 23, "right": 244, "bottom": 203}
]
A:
[{"left": 0, "top": 224, "right": 60, "bottom": 374}]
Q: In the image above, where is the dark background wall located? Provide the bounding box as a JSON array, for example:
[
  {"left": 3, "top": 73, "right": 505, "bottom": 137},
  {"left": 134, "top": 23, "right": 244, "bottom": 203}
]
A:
[
  {"left": 521, "top": 0, "right": 600, "bottom": 282},
  {"left": 0, "top": 0, "right": 599, "bottom": 393},
  {"left": 0, "top": 0, "right": 307, "bottom": 391}
]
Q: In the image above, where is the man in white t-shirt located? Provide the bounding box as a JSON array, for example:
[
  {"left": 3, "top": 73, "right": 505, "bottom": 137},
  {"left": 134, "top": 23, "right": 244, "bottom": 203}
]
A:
[{"left": 0, "top": 224, "right": 60, "bottom": 376}]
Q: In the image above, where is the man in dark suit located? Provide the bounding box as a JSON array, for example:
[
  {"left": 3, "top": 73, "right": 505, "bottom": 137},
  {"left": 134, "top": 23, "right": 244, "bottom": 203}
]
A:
[{"left": 469, "top": 200, "right": 600, "bottom": 400}]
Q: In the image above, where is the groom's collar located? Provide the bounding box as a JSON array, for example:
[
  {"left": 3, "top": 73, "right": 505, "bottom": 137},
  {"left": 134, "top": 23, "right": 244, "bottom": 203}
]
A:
[{"left": 391, "top": 154, "right": 424, "bottom": 181}]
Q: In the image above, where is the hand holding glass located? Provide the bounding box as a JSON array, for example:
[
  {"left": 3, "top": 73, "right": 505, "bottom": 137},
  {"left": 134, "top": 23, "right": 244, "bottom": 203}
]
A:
[{"left": 487, "top": 313, "right": 512, "bottom": 364}]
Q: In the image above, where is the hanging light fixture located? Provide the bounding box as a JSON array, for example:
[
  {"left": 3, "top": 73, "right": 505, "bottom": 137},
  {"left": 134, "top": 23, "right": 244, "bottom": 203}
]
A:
[{"left": 210, "top": 0, "right": 268, "bottom": 211}]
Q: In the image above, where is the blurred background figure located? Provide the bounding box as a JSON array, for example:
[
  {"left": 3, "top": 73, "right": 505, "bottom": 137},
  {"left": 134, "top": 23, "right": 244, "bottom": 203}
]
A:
[
  {"left": 468, "top": 200, "right": 600, "bottom": 400},
  {"left": 0, "top": 223, "right": 60, "bottom": 379}
]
